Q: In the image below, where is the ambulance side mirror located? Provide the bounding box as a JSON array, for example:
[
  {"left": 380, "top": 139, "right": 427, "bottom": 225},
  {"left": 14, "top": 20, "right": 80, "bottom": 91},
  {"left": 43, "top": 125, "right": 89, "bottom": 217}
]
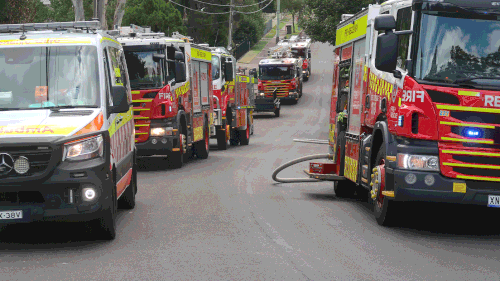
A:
[
  {"left": 225, "top": 61, "right": 234, "bottom": 82},
  {"left": 374, "top": 15, "right": 398, "bottom": 74},
  {"left": 110, "top": 85, "right": 130, "bottom": 114}
]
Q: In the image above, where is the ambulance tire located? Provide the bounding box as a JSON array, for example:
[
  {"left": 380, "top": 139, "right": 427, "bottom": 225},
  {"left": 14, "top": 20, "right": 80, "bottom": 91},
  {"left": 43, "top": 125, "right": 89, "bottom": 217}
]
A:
[
  {"left": 274, "top": 108, "right": 280, "bottom": 117},
  {"left": 216, "top": 130, "right": 228, "bottom": 150},
  {"left": 195, "top": 120, "right": 210, "bottom": 159},
  {"left": 118, "top": 163, "right": 136, "bottom": 210},
  {"left": 373, "top": 145, "right": 401, "bottom": 226},
  {"left": 239, "top": 120, "right": 250, "bottom": 145},
  {"left": 94, "top": 178, "right": 117, "bottom": 240}
]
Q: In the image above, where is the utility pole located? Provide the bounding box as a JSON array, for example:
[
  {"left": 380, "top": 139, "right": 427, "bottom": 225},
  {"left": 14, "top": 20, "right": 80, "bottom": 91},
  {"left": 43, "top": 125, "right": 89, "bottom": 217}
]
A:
[
  {"left": 227, "top": 0, "right": 234, "bottom": 51},
  {"left": 276, "top": 0, "right": 280, "bottom": 43},
  {"left": 93, "top": 0, "right": 98, "bottom": 19}
]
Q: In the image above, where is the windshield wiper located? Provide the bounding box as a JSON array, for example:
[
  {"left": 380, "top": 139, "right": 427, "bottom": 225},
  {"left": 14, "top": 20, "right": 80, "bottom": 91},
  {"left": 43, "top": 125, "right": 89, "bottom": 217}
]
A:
[{"left": 453, "top": 77, "right": 500, "bottom": 84}]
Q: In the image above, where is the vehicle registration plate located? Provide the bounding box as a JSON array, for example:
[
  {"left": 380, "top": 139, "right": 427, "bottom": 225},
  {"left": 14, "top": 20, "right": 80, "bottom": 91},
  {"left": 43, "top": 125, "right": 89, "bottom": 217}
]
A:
[
  {"left": 0, "top": 210, "right": 23, "bottom": 220},
  {"left": 487, "top": 195, "right": 500, "bottom": 208}
]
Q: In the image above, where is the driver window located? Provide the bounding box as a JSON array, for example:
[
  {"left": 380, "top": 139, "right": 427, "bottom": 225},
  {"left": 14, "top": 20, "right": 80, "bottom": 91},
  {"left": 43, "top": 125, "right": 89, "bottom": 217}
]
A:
[{"left": 396, "top": 7, "right": 412, "bottom": 70}]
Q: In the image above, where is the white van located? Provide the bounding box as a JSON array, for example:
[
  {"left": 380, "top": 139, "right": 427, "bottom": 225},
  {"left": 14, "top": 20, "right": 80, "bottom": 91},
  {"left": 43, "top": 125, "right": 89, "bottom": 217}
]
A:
[{"left": 0, "top": 21, "right": 137, "bottom": 240}]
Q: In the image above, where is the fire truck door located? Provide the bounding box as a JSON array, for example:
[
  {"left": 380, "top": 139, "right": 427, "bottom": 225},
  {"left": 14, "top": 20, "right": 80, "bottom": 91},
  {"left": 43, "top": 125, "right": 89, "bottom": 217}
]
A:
[
  {"left": 192, "top": 61, "right": 202, "bottom": 114},
  {"left": 347, "top": 38, "right": 365, "bottom": 135},
  {"left": 200, "top": 62, "right": 210, "bottom": 107}
]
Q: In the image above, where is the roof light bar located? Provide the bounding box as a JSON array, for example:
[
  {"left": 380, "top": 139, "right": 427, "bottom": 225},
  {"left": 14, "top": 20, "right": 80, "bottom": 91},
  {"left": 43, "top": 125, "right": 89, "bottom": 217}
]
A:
[{"left": 0, "top": 21, "right": 101, "bottom": 33}]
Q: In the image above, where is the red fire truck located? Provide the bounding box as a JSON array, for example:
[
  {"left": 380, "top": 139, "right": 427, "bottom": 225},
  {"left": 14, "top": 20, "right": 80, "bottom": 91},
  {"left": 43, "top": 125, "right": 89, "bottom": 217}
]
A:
[
  {"left": 210, "top": 47, "right": 255, "bottom": 150},
  {"left": 116, "top": 28, "right": 213, "bottom": 168},
  {"left": 307, "top": 0, "right": 500, "bottom": 226},
  {"left": 257, "top": 58, "right": 303, "bottom": 103},
  {"left": 291, "top": 36, "right": 312, "bottom": 81}
]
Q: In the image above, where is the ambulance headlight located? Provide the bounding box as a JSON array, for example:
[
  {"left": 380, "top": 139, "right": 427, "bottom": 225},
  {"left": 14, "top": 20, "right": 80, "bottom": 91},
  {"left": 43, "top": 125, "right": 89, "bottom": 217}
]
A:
[
  {"left": 397, "top": 153, "right": 439, "bottom": 171},
  {"left": 64, "top": 135, "right": 104, "bottom": 161}
]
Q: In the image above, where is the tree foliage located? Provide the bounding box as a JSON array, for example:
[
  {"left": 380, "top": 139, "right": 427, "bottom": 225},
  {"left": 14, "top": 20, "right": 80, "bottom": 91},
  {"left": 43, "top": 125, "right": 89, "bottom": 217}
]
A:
[
  {"left": 0, "top": 0, "right": 51, "bottom": 24},
  {"left": 122, "top": 0, "right": 186, "bottom": 34},
  {"left": 299, "top": 0, "right": 376, "bottom": 45},
  {"left": 281, "top": 0, "right": 303, "bottom": 32}
]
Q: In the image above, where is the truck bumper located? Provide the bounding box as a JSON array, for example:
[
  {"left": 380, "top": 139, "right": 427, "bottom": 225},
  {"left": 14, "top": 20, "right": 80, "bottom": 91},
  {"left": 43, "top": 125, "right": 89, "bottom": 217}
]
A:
[
  {"left": 391, "top": 168, "right": 500, "bottom": 206},
  {"left": 136, "top": 135, "right": 177, "bottom": 156},
  {"left": 0, "top": 157, "right": 114, "bottom": 224},
  {"left": 254, "top": 98, "right": 277, "bottom": 112},
  {"left": 281, "top": 91, "right": 299, "bottom": 100}
]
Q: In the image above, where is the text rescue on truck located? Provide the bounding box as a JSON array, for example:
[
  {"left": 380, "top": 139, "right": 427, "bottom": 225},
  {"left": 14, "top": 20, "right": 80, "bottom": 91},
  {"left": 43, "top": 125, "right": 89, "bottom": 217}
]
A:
[
  {"left": 0, "top": 21, "right": 137, "bottom": 240},
  {"left": 115, "top": 28, "right": 213, "bottom": 168},
  {"left": 276, "top": 0, "right": 500, "bottom": 226}
]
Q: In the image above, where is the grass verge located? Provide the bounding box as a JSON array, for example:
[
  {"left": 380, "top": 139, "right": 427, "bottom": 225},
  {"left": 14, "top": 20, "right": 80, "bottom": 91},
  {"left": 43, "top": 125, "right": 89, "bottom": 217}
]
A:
[
  {"left": 264, "top": 17, "right": 290, "bottom": 39},
  {"left": 238, "top": 40, "right": 269, "bottom": 64}
]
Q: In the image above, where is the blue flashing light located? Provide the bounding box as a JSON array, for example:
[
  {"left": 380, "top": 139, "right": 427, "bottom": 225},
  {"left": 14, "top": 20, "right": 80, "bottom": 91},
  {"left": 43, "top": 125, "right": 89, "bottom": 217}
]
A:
[
  {"left": 398, "top": 115, "right": 404, "bottom": 127},
  {"left": 463, "top": 127, "right": 483, "bottom": 138}
]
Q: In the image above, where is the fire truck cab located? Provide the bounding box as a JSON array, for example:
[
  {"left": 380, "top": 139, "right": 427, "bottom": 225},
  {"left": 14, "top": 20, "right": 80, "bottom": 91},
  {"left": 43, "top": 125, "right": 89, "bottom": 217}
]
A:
[
  {"left": 323, "top": 0, "right": 500, "bottom": 226},
  {"left": 257, "top": 57, "right": 303, "bottom": 103},
  {"left": 115, "top": 27, "right": 213, "bottom": 168}
]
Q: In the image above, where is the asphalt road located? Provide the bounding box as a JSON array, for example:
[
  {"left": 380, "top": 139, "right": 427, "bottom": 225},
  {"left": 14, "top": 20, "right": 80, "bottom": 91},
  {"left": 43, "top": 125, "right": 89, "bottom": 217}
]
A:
[{"left": 1, "top": 43, "right": 500, "bottom": 280}]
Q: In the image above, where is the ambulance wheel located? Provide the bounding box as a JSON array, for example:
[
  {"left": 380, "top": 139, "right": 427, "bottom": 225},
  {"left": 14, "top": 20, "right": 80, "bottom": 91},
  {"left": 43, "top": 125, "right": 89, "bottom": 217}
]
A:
[
  {"left": 170, "top": 133, "right": 186, "bottom": 169},
  {"left": 230, "top": 129, "right": 239, "bottom": 146},
  {"left": 119, "top": 162, "right": 136, "bottom": 209},
  {"left": 372, "top": 145, "right": 401, "bottom": 226},
  {"left": 195, "top": 121, "right": 210, "bottom": 159},
  {"left": 333, "top": 180, "right": 356, "bottom": 198},
  {"left": 239, "top": 121, "right": 250, "bottom": 146},
  {"left": 274, "top": 108, "right": 280, "bottom": 117},
  {"left": 94, "top": 178, "right": 117, "bottom": 240}
]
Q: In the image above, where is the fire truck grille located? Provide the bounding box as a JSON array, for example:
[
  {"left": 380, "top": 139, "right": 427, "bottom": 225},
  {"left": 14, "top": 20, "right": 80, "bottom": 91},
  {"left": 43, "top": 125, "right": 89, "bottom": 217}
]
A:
[
  {"left": 262, "top": 82, "right": 289, "bottom": 97},
  {"left": 440, "top": 149, "right": 500, "bottom": 182},
  {"left": 450, "top": 111, "right": 500, "bottom": 125},
  {"left": 0, "top": 147, "right": 52, "bottom": 178},
  {"left": 132, "top": 90, "right": 156, "bottom": 143}
]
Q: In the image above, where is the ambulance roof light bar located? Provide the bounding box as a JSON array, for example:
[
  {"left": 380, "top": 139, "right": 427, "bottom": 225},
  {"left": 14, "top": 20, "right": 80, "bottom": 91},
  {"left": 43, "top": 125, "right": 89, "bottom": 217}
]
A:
[{"left": 0, "top": 21, "right": 101, "bottom": 33}]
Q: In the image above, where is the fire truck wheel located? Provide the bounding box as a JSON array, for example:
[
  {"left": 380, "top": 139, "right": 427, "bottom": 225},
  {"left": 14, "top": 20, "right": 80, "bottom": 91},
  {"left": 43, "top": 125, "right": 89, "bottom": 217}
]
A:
[
  {"left": 274, "top": 108, "right": 280, "bottom": 117},
  {"left": 118, "top": 164, "right": 137, "bottom": 209},
  {"left": 216, "top": 129, "right": 228, "bottom": 150},
  {"left": 195, "top": 122, "right": 210, "bottom": 159},
  {"left": 304, "top": 76, "right": 309, "bottom": 82},
  {"left": 372, "top": 145, "right": 401, "bottom": 226},
  {"left": 92, "top": 178, "right": 117, "bottom": 240},
  {"left": 239, "top": 122, "right": 250, "bottom": 145},
  {"left": 170, "top": 133, "right": 186, "bottom": 169}
]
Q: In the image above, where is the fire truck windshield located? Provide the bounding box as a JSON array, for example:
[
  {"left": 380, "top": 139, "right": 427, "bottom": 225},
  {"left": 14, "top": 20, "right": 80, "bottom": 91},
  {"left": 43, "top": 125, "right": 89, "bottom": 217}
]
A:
[
  {"left": 212, "top": 55, "right": 220, "bottom": 80},
  {"left": 124, "top": 50, "right": 164, "bottom": 89},
  {"left": 259, "top": 65, "right": 294, "bottom": 80},
  {"left": 415, "top": 13, "right": 500, "bottom": 87},
  {"left": 292, "top": 48, "right": 306, "bottom": 58}
]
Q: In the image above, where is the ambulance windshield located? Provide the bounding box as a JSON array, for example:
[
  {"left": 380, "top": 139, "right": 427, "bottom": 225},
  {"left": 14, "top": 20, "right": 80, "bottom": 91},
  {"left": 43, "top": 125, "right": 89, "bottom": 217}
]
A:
[
  {"left": 0, "top": 46, "right": 100, "bottom": 110},
  {"left": 259, "top": 65, "right": 294, "bottom": 80},
  {"left": 124, "top": 50, "right": 164, "bottom": 89},
  {"left": 415, "top": 13, "right": 500, "bottom": 86}
]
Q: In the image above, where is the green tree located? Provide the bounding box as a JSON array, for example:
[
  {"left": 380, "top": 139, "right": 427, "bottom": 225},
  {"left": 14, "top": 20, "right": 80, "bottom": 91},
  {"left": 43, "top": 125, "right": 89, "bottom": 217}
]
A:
[
  {"left": 281, "top": 0, "right": 303, "bottom": 32},
  {"left": 122, "top": 0, "right": 186, "bottom": 34},
  {"left": 233, "top": 0, "right": 265, "bottom": 45},
  {"left": 300, "top": 0, "right": 375, "bottom": 45},
  {"left": 0, "top": 0, "right": 51, "bottom": 24}
]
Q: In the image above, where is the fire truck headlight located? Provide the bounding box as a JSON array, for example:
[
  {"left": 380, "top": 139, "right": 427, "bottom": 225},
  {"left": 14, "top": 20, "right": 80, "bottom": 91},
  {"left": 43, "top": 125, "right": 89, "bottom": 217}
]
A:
[
  {"left": 397, "top": 153, "right": 440, "bottom": 171},
  {"left": 151, "top": 127, "right": 173, "bottom": 136}
]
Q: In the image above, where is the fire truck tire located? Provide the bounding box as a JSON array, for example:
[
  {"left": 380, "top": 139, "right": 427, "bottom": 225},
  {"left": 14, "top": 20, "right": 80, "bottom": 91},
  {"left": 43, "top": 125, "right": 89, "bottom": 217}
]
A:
[
  {"left": 372, "top": 145, "right": 401, "bottom": 226},
  {"left": 92, "top": 178, "right": 117, "bottom": 240},
  {"left": 333, "top": 181, "right": 356, "bottom": 198},
  {"left": 170, "top": 133, "right": 186, "bottom": 169},
  {"left": 118, "top": 163, "right": 137, "bottom": 209},
  {"left": 239, "top": 121, "right": 250, "bottom": 145},
  {"left": 304, "top": 76, "right": 309, "bottom": 82},
  {"left": 195, "top": 121, "right": 210, "bottom": 159},
  {"left": 274, "top": 108, "right": 280, "bottom": 117},
  {"left": 216, "top": 130, "right": 228, "bottom": 150},
  {"left": 230, "top": 129, "right": 240, "bottom": 146}
]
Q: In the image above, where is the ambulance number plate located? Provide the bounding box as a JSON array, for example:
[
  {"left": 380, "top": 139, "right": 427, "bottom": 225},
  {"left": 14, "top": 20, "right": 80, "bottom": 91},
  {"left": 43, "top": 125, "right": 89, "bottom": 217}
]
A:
[
  {"left": 487, "top": 195, "right": 500, "bottom": 208},
  {"left": 0, "top": 210, "right": 23, "bottom": 220}
]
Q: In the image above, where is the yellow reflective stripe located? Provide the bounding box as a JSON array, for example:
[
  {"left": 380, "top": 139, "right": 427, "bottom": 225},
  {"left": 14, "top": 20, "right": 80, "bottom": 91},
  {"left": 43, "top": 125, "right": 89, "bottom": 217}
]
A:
[
  {"left": 0, "top": 38, "right": 92, "bottom": 46},
  {"left": 100, "top": 37, "right": 120, "bottom": 45},
  {"left": 457, "top": 91, "right": 480, "bottom": 96},
  {"left": 444, "top": 162, "right": 500, "bottom": 170},
  {"left": 441, "top": 137, "right": 494, "bottom": 144},
  {"left": 134, "top": 117, "right": 149, "bottom": 120},
  {"left": 135, "top": 132, "right": 148, "bottom": 135},
  {"left": 135, "top": 124, "right": 149, "bottom": 127},
  {"left": 191, "top": 48, "right": 211, "bottom": 61},
  {"left": 382, "top": 191, "right": 395, "bottom": 197},
  {"left": 457, "top": 175, "right": 500, "bottom": 182},
  {"left": 131, "top": 91, "right": 141, "bottom": 95},
  {"left": 440, "top": 121, "right": 495, "bottom": 129},
  {"left": 133, "top": 108, "right": 150, "bottom": 111},
  {"left": 442, "top": 150, "right": 500, "bottom": 157},
  {"left": 436, "top": 104, "right": 500, "bottom": 114},
  {"left": 132, "top": 99, "right": 153, "bottom": 102},
  {"left": 109, "top": 108, "right": 133, "bottom": 137}
]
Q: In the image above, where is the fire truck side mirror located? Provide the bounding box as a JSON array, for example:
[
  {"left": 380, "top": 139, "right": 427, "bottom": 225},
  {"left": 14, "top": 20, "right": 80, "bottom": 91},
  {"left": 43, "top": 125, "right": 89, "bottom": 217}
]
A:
[
  {"left": 307, "top": 50, "right": 311, "bottom": 59},
  {"left": 153, "top": 54, "right": 165, "bottom": 62},
  {"left": 225, "top": 62, "right": 234, "bottom": 82},
  {"left": 375, "top": 31, "right": 398, "bottom": 74},
  {"left": 374, "top": 15, "right": 396, "bottom": 32},
  {"left": 249, "top": 68, "right": 258, "bottom": 79},
  {"left": 174, "top": 51, "right": 184, "bottom": 61},
  {"left": 175, "top": 61, "right": 186, "bottom": 83}
]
